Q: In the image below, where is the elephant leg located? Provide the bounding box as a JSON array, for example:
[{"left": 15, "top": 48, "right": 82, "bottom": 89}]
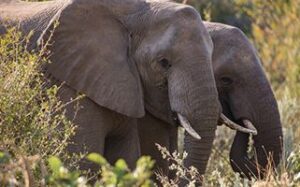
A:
[
  {"left": 169, "top": 126, "right": 178, "bottom": 154},
  {"left": 55, "top": 81, "right": 141, "bottom": 171},
  {"left": 56, "top": 83, "right": 112, "bottom": 172},
  {"left": 138, "top": 112, "right": 176, "bottom": 176},
  {"left": 168, "top": 126, "right": 178, "bottom": 179},
  {"left": 104, "top": 118, "right": 141, "bottom": 169}
]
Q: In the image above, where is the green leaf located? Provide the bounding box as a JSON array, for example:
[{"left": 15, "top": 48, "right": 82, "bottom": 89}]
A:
[
  {"left": 115, "top": 159, "right": 128, "bottom": 170},
  {"left": 0, "top": 152, "right": 10, "bottom": 164},
  {"left": 87, "top": 153, "right": 107, "bottom": 165},
  {"left": 48, "top": 156, "right": 62, "bottom": 173}
]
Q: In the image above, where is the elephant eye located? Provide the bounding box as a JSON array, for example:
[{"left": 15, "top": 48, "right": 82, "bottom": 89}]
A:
[
  {"left": 159, "top": 58, "right": 171, "bottom": 69},
  {"left": 220, "top": 77, "right": 233, "bottom": 86}
]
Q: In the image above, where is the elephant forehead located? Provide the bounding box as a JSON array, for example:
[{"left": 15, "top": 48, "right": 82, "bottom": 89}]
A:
[
  {"left": 137, "top": 25, "right": 176, "bottom": 58},
  {"left": 212, "top": 40, "right": 259, "bottom": 72}
]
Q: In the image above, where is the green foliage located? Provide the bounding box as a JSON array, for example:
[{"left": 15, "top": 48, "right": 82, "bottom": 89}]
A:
[
  {"left": 47, "top": 156, "right": 84, "bottom": 186},
  {"left": 288, "top": 146, "right": 300, "bottom": 182},
  {"left": 0, "top": 152, "right": 10, "bottom": 164},
  {"left": 176, "top": 0, "right": 251, "bottom": 33},
  {"left": 0, "top": 27, "right": 83, "bottom": 186},
  {"left": 237, "top": 0, "right": 300, "bottom": 92},
  {"left": 0, "top": 27, "right": 77, "bottom": 159},
  {"left": 86, "top": 153, "right": 155, "bottom": 187},
  {"left": 0, "top": 151, "right": 155, "bottom": 187}
]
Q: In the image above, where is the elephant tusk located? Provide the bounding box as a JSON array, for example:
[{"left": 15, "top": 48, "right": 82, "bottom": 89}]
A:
[
  {"left": 177, "top": 113, "right": 201, "bottom": 140},
  {"left": 220, "top": 113, "right": 258, "bottom": 135},
  {"left": 243, "top": 119, "right": 257, "bottom": 135}
]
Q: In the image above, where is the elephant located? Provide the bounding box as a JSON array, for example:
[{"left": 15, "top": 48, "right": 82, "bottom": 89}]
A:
[
  {"left": 0, "top": 0, "right": 221, "bottom": 175},
  {"left": 138, "top": 22, "right": 283, "bottom": 180}
]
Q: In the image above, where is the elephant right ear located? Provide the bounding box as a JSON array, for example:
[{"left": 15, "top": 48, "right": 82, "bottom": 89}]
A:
[{"left": 41, "top": 1, "right": 145, "bottom": 118}]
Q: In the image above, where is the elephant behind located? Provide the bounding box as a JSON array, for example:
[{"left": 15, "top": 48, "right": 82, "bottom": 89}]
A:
[
  {"left": 138, "top": 22, "right": 283, "bottom": 180},
  {"left": 0, "top": 0, "right": 220, "bottom": 180},
  {"left": 207, "top": 22, "right": 282, "bottom": 179}
]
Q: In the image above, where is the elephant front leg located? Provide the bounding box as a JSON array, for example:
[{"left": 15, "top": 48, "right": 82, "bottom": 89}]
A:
[
  {"left": 137, "top": 112, "right": 177, "bottom": 177},
  {"left": 104, "top": 118, "right": 141, "bottom": 169},
  {"left": 56, "top": 84, "right": 107, "bottom": 173}
]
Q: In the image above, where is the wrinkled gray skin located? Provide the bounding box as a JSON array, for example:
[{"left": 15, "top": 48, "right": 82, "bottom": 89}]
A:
[
  {"left": 138, "top": 22, "right": 283, "bottom": 180},
  {"left": 0, "top": 0, "right": 220, "bottom": 176}
]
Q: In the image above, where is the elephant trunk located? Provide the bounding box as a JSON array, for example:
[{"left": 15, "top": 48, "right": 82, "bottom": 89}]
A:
[
  {"left": 230, "top": 91, "right": 283, "bottom": 179},
  {"left": 169, "top": 62, "right": 220, "bottom": 184},
  {"left": 184, "top": 125, "right": 216, "bottom": 175}
]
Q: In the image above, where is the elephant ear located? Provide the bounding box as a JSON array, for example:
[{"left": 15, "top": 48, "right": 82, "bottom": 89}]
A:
[{"left": 42, "top": 1, "right": 145, "bottom": 118}]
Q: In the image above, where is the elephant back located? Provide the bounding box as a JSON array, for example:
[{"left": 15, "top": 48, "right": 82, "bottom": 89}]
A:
[{"left": 0, "top": 0, "right": 68, "bottom": 49}]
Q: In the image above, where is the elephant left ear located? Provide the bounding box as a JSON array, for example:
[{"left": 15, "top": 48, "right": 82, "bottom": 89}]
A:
[{"left": 38, "top": 1, "right": 145, "bottom": 118}]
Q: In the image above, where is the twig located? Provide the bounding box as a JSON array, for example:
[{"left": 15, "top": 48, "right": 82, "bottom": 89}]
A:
[{"left": 20, "top": 156, "right": 38, "bottom": 187}]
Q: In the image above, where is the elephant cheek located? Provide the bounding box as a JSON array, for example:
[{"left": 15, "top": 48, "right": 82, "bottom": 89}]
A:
[{"left": 143, "top": 86, "right": 175, "bottom": 124}]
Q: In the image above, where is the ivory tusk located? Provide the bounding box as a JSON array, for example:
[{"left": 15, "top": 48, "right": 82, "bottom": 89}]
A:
[
  {"left": 220, "top": 113, "right": 258, "bottom": 135},
  {"left": 177, "top": 113, "right": 201, "bottom": 140},
  {"left": 243, "top": 119, "right": 258, "bottom": 135}
]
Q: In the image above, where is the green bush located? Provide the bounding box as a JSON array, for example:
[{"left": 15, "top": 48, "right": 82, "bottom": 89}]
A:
[
  {"left": 87, "top": 153, "right": 154, "bottom": 187},
  {"left": 0, "top": 27, "right": 81, "bottom": 186},
  {"left": 0, "top": 27, "right": 77, "bottom": 158},
  {"left": 0, "top": 151, "right": 155, "bottom": 187}
]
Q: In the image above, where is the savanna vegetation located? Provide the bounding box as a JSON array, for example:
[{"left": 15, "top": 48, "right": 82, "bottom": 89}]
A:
[{"left": 0, "top": 0, "right": 299, "bottom": 186}]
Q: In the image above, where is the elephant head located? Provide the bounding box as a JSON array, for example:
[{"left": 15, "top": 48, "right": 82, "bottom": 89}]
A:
[
  {"left": 205, "top": 22, "right": 283, "bottom": 178},
  {"left": 0, "top": 0, "right": 220, "bottom": 175}
]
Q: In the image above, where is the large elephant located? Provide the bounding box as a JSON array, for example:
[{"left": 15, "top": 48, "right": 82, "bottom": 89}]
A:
[
  {"left": 138, "top": 22, "right": 283, "bottom": 179},
  {"left": 0, "top": 0, "right": 220, "bottom": 173}
]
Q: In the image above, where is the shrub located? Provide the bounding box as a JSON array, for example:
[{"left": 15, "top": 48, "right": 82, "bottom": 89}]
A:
[
  {"left": 87, "top": 153, "right": 155, "bottom": 187},
  {"left": 0, "top": 151, "right": 155, "bottom": 187},
  {"left": 0, "top": 27, "right": 81, "bottom": 185}
]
